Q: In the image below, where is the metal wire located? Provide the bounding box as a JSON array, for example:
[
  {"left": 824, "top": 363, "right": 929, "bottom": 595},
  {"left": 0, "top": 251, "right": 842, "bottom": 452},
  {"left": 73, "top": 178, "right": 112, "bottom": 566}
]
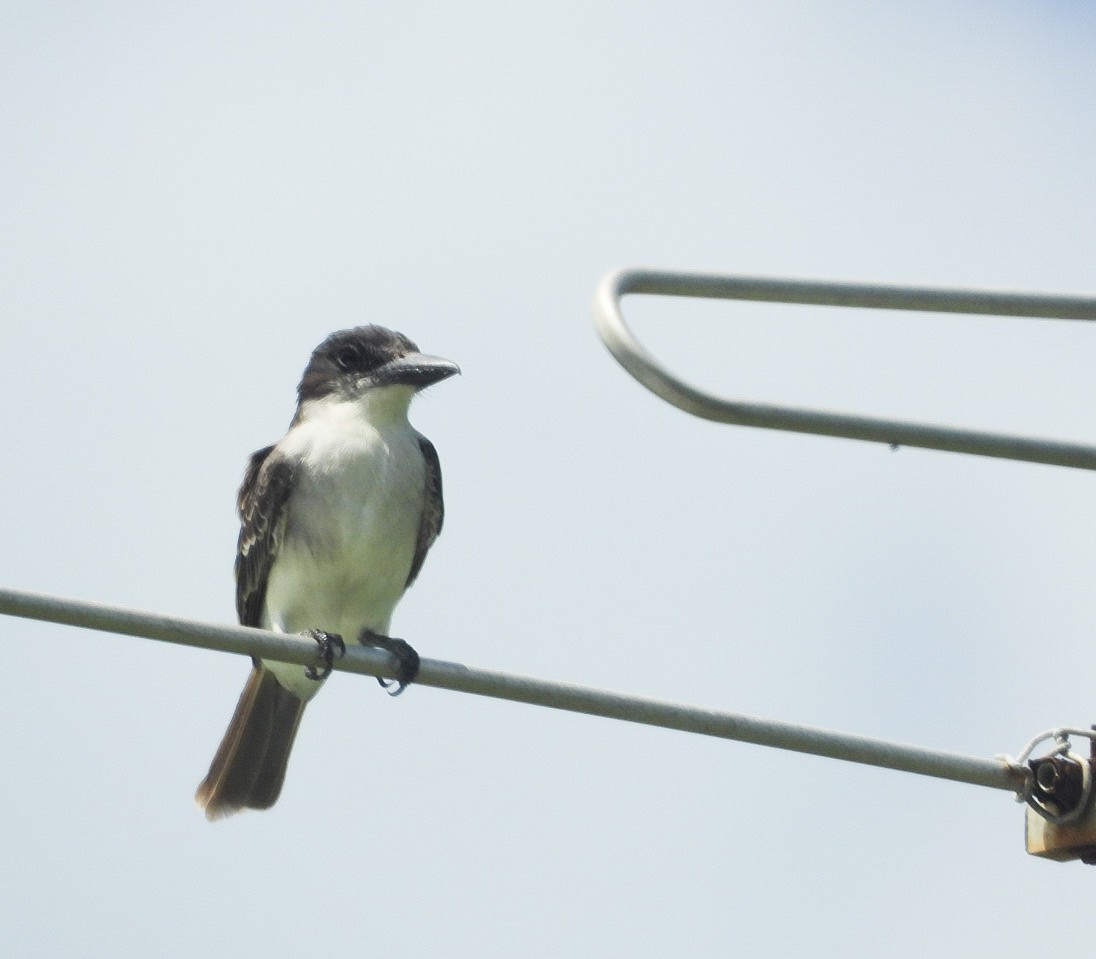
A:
[
  {"left": 1010, "top": 727, "right": 1096, "bottom": 768},
  {"left": 0, "top": 585, "right": 1027, "bottom": 794},
  {"left": 593, "top": 268, "right": 1096, "bottom": 470}
]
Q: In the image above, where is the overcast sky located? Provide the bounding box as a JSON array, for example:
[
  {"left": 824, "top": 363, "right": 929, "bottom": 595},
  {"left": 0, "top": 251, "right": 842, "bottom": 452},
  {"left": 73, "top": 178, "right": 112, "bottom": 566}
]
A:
[{"left": 4, "top": 2, "right": 1096, "bottom": 956}]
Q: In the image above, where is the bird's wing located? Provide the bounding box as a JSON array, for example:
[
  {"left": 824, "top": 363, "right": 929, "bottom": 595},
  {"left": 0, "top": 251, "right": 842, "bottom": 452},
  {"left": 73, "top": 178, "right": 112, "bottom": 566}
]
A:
[
  {"left": 235, "top": 444, "right": 296, "bottom": 627},
  {"left": 406, "top": 435, "right": 444, "bottom": 588}
]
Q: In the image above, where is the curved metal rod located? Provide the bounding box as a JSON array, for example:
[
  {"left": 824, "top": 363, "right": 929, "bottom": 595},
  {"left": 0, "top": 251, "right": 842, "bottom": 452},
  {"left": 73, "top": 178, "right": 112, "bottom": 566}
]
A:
[{"left": 593, "top": 268, "right": 1096, "bottom": 470}]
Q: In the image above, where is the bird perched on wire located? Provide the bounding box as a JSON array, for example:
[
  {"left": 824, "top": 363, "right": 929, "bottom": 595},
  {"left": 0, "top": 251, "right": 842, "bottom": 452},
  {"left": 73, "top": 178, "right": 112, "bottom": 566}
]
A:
[{"left": 195, "top": 325, "right": 459, "bottom": 819}]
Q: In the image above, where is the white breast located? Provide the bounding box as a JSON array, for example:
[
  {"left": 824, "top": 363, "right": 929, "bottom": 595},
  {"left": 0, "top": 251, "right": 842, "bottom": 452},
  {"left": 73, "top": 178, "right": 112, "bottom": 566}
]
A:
[{"left": 260, "top": 390, "right": 426, "bottom": 696}]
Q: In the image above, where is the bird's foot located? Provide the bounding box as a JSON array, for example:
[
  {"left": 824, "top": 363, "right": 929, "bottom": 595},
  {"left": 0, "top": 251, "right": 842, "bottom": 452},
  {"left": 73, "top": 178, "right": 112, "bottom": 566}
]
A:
[
  {"left": 359, "top": 629, "right": 420, "bottom": 696},
  {"left": 304, "top": 629, "right": 346, "bottom": 681}
]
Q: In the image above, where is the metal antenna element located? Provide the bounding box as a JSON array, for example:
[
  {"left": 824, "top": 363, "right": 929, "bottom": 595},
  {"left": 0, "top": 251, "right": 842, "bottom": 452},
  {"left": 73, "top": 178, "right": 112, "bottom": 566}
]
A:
[
  {"left": 0, "top": 585, "right": 1028, "bottom": 794},
  {"left": 593, "top": 268, "right": 1096, "bottom": 470}
]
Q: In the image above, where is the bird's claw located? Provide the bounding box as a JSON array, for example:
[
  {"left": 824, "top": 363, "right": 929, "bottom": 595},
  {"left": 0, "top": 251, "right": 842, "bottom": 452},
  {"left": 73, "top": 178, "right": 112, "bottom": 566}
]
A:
[
  {"left": 304, "top": 629, "right": 346, "bottom": 681},
  {"left": 359, "top": 629, "right": 420, "bottom": 696}
]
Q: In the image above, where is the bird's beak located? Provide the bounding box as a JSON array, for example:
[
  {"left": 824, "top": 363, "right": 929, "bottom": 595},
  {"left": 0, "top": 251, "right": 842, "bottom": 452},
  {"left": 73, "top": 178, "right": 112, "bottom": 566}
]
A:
[{"left": 373, "top": 352, "right": 461, "bottom": 389}]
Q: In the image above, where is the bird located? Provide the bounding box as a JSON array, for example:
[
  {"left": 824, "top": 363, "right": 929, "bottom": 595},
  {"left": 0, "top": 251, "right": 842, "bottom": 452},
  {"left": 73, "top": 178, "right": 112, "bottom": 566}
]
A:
[{"left": 195, "top": 325, "right": 459, "bottom": 820}]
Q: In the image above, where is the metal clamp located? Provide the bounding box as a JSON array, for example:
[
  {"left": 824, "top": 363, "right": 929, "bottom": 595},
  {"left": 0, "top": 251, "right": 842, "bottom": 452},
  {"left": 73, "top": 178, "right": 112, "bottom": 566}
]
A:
[{"left": 1007, "top": 727, "right": 1096, "bottom": 823}]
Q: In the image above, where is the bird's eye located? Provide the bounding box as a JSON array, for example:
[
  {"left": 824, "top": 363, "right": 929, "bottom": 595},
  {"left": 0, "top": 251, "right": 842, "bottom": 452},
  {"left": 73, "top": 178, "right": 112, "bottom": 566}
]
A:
[{"left": 334, "top": 346, "right": 360, "bottom": 371}]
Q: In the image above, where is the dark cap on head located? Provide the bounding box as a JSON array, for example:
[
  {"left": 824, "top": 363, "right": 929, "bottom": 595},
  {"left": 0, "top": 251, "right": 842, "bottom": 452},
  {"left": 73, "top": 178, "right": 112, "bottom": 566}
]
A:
[{"left": 297, "top": 325, "right": 458, "bottom": 403}]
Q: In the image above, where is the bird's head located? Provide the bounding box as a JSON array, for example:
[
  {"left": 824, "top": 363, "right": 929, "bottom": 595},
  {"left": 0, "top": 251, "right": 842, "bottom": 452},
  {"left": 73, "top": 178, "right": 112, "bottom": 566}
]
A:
[{"left": 296, "top": 326, "right": 460, "bottom": 416}]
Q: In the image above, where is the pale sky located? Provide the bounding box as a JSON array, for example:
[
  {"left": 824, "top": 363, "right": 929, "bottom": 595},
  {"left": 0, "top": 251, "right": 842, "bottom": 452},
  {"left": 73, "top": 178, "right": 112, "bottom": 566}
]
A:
[{"left": 3, "top": 2, "right": 1096, "bottom": 956}]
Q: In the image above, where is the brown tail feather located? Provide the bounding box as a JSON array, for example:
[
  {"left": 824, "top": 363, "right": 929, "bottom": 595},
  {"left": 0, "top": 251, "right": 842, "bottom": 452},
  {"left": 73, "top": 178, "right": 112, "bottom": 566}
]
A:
[{"left": 195, "top": 664, "right": 307, "bottom": 820}]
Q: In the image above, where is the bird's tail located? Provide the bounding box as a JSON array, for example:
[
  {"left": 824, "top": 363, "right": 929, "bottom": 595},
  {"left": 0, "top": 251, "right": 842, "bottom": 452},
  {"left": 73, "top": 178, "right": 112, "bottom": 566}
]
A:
[{"left": 195, "top": 664, "right": 307, "bottom": 820}]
